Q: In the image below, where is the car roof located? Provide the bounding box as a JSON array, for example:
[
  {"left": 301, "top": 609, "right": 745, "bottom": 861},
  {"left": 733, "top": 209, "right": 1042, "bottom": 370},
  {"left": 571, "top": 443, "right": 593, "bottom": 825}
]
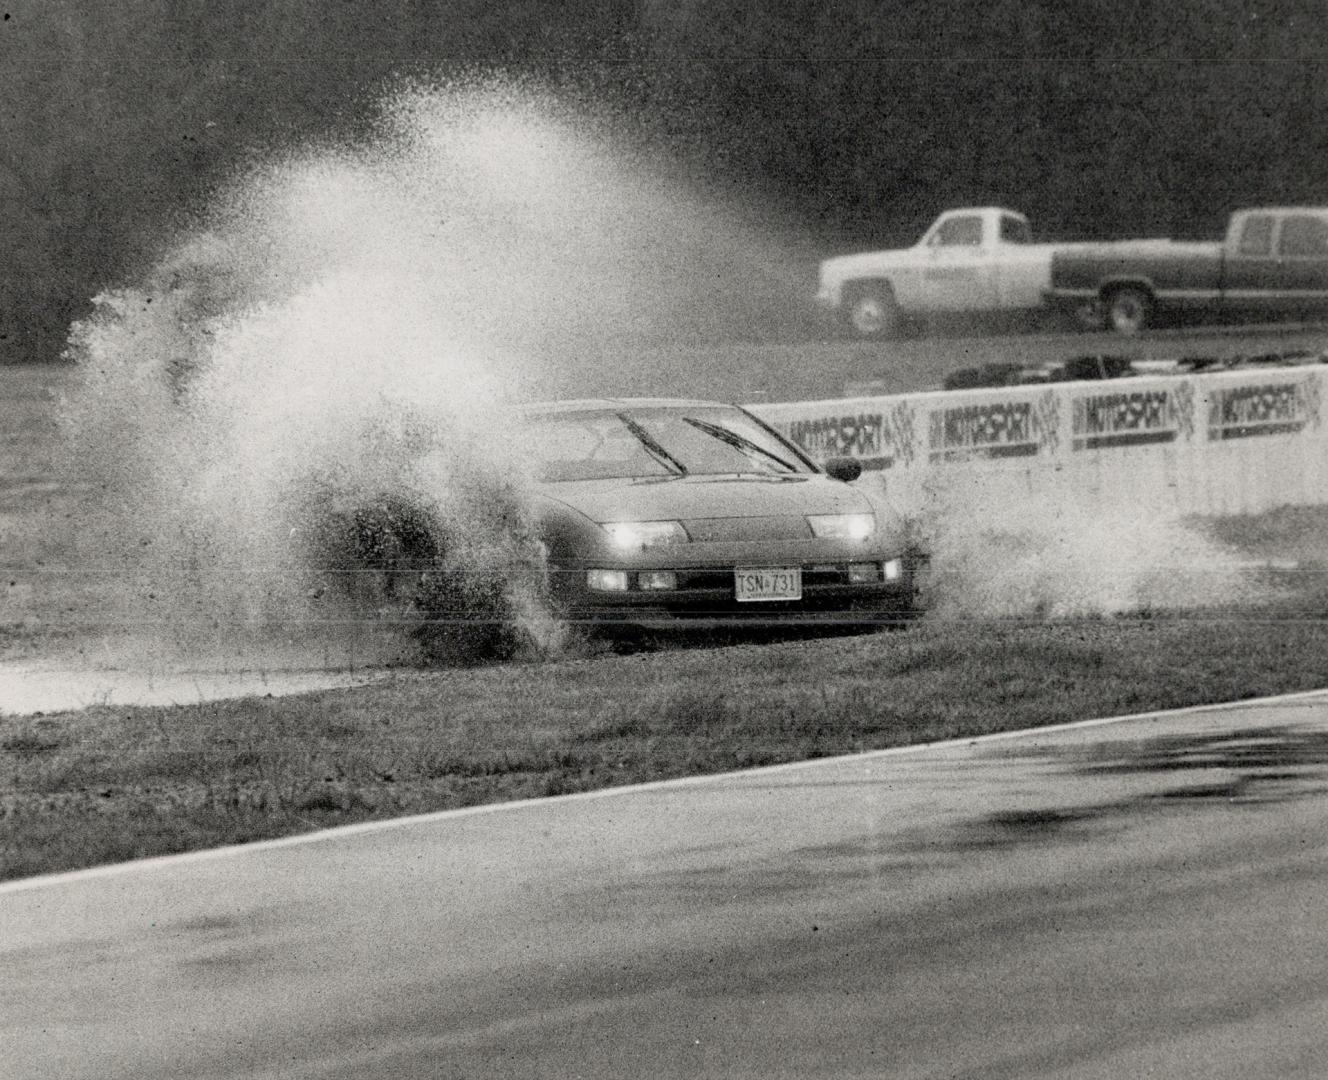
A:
[{"left": 523, "top": 397, "right": 735, "bottom": 414}]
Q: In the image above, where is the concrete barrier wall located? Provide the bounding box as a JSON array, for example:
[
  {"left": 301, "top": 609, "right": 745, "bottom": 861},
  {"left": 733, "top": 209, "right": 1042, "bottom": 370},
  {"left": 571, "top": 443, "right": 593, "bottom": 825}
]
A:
[{"left": 750, "top": 364, "right": 1328, "bottom": 518}]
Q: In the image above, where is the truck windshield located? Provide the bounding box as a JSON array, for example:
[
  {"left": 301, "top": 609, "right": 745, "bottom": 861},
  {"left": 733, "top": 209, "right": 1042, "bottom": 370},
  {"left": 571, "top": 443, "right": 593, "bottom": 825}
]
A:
[{"left": 1238, "top": 215, "right": 1274, "bottom": 256}]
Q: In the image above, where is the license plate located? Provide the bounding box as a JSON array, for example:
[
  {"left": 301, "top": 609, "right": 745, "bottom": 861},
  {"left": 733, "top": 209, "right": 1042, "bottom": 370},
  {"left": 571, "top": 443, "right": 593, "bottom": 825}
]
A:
[{"left": 735, "top": 566, "right": 802, "bottom": 602}]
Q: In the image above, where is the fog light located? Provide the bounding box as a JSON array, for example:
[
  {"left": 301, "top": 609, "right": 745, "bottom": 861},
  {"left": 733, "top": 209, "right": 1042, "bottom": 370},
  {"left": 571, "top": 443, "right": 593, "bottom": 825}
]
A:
[
  {"left": 883, "top": 558, "right": 903, "bottom": 582},
  {"left": 637, "top": 570, "right": 677, "bottom": 591},
  {"left": 848, "top": 561, "right": 882, "bottom": 584},
  {"left": 587, "top": 569, "right": 629, "bottom": 592}
]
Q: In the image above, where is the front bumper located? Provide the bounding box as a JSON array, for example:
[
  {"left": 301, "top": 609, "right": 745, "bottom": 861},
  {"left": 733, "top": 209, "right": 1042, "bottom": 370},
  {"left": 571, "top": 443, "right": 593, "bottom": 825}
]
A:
[{"left": 548, "top": 558, "right": 917, "bottom": 629}]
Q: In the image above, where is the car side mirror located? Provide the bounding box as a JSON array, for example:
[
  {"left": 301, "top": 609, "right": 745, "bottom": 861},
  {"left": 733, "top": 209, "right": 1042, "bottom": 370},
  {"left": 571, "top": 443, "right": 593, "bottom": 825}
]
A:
[{"left": 823, "top": 456, "right": 862, "bottom": 483}]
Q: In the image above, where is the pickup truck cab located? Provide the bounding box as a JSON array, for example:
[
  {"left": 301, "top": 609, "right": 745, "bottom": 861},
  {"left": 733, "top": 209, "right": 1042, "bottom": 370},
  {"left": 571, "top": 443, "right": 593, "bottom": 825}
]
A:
[
  {"left": 1046, "top": 207, "right": 1328, "bottom": 334},
  {"left": 815, "top": 207, "right": 1077, "bottom": 337}
]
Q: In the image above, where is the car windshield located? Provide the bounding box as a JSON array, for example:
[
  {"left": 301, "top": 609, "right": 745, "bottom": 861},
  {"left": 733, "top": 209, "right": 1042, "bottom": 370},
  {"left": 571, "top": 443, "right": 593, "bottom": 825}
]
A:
[{"left": 527, "top": 407, "right": 813, "bottom": 482}]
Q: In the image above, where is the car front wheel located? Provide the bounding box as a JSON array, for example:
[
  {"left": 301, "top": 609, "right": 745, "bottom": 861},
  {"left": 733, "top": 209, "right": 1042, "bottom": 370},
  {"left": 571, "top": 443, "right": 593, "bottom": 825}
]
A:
[
  {"left": 845, "top": 283, "right": 900, "bottom": 338},
  {"left": 1105, "top": 287, "right": 1152, "bottom": 335}
]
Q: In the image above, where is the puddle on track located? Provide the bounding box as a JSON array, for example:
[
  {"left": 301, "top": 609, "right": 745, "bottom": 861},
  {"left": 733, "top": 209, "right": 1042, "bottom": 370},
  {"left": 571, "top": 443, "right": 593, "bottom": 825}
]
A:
[{"left": 0, "top": 662, "right": 389, "bottom": 716}]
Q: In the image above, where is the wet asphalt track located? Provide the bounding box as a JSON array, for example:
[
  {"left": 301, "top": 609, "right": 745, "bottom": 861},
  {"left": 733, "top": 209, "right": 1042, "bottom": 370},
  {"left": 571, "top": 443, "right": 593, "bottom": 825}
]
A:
[{"left": 5, "top": 692, "right": 1328, "bottom": 1080}]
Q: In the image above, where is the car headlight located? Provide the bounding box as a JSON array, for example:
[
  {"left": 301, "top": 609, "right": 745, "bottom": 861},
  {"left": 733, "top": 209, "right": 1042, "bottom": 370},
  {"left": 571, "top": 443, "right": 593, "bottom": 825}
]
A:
[
  {"left": 602, "top": 520, "right": 689, "bottom": 550},
  {"left": 807, "top": 513, "right": 875, "bottom": 541}
]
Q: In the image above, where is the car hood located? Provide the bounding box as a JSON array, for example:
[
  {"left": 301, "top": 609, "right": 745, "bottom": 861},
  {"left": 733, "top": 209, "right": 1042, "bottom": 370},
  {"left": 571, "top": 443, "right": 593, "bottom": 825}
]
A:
[{"left": 537, "top": 473, "right": 874, "bottom": 524}]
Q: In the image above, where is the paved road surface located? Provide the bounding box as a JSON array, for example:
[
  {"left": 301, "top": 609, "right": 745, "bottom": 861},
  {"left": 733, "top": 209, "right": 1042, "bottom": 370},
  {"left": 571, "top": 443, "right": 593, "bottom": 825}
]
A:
[{"left": 5, "top": 693, "right": 1328, "bottom": 1079}]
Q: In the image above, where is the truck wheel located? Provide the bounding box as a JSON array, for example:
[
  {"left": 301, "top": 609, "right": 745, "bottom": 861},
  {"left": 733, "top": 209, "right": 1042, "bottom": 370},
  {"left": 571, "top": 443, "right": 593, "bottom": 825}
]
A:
[
  {"left": 1105, "top": 288, "right": 1151, "bottom": 335},
  {"left": 845, "top": 283, "right": 899, "bottom": 338}
]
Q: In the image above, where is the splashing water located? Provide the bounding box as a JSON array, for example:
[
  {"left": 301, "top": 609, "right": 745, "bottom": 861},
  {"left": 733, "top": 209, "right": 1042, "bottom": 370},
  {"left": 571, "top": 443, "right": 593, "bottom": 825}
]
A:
[
  {"left": 50, "top": 77, "right": 1274, "bottom": 676},
  {"left": 56, "top": 80, "right": 800, "bottom": 669},
  {"left": 914, "top": 478, "right": 1263, "bottom": 622}
]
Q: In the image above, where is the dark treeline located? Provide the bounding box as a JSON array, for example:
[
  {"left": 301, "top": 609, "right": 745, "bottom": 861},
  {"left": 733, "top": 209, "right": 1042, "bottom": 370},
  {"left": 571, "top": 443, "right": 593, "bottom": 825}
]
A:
[{"left": 3, "top": 0, "right": 1327, "bottom": 360}]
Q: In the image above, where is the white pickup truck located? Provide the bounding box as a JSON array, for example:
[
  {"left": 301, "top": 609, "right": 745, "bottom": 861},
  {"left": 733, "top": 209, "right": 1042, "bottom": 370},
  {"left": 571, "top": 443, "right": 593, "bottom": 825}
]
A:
[{"left": 815, "top": 207, "right": 1088, "bottom": 337}]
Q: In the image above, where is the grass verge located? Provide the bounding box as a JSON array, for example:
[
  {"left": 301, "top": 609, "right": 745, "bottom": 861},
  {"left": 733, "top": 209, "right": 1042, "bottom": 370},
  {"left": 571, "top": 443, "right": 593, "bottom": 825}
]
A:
[{"left": 4, "top": 609, "right": 1328, "bottom": 882}]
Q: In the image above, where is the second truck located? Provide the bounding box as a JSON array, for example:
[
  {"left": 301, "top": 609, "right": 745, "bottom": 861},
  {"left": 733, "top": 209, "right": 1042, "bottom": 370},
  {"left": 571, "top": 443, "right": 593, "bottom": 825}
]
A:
[{"left": 1044, "top": 207, "right": 1328, "bottom": 334}]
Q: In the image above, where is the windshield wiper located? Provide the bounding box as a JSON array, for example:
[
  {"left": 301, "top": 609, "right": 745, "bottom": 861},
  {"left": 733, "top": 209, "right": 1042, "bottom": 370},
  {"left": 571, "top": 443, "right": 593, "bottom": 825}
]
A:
[
  {"left": 619, "top": 413, "right": 688, "bottom": 476},
  {"left": 682, "top": 416, "right": 798, "bottom": 473}
]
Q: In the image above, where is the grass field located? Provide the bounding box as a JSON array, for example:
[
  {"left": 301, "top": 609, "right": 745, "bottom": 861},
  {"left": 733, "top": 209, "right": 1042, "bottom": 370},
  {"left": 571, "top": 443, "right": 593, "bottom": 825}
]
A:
[
  {"left": 6, "top": 603, "right": 1328, "bottom": 882},
  {"left": 4, "top": 356, "right": 1328, "bottom": 881}
]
